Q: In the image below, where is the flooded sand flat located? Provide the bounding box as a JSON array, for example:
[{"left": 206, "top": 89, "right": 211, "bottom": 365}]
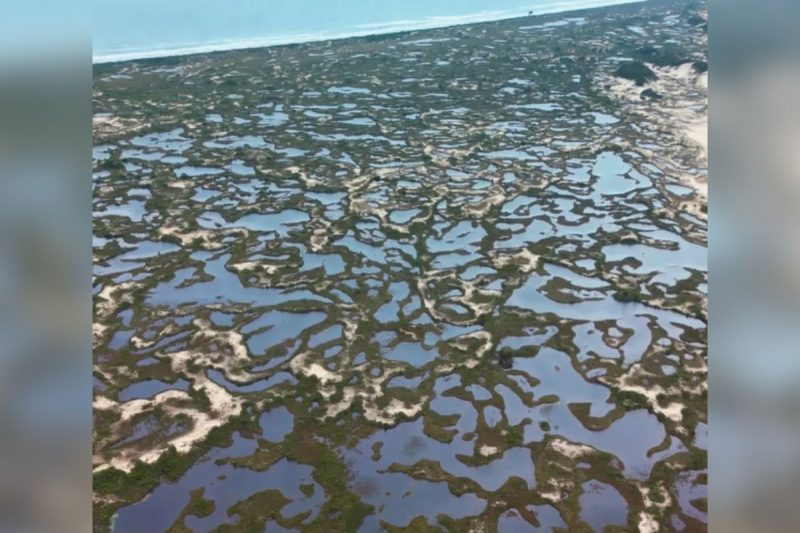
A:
[{"left": 93, "top": 0, "right": 707, "bottom": 531}]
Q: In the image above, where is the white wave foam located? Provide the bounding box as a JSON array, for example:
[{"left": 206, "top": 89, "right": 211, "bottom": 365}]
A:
[{"left": 93, "top": 0, "right": 641, "bottom": 64}]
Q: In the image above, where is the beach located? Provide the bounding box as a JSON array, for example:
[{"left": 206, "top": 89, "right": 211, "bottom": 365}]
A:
[{"left": 93, "top": 0, "right": 644, "bottom": 63}]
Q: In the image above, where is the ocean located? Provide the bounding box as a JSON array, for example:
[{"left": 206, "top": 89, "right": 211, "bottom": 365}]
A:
[{"left": 92, "top": 0, "right": 641, "bottom": 63}]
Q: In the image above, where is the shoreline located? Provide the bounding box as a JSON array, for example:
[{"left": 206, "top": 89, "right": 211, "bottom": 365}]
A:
[{"left": 93, "top": 0, "right": 643, "bottom": 64}]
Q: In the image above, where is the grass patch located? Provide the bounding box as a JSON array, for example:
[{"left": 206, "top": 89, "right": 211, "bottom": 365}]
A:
[{"left": 615, "top": 61, "right": 657, "bottom": 86}]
